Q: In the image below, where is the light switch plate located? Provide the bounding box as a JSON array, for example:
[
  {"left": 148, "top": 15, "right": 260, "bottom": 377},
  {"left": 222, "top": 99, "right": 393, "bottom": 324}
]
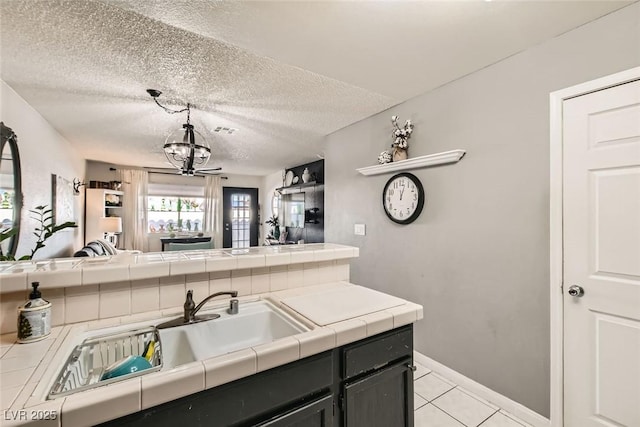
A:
[{"left": 354, "top": 224, "right": 366, "bottom": 236}]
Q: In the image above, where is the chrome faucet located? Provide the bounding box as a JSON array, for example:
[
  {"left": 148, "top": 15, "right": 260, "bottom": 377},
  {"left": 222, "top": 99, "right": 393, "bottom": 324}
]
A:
[{"left": 184, "top": 290, "right": 238, "bottom": 323}]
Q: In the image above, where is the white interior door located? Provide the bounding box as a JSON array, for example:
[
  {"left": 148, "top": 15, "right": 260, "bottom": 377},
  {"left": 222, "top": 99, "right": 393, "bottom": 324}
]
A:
[{"left": 563, "top": 79, "right": 640, "bottom": 427}]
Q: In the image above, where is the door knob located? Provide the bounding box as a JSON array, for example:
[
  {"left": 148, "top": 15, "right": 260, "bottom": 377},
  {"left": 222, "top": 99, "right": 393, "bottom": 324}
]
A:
[{"left": 568, "top": 285, "right": 584, "bottom": 297}]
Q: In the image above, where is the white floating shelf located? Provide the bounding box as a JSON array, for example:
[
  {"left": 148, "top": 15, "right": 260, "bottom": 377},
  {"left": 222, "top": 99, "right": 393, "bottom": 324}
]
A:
[{"left": 356, "top": 149, "right": 466, "bottom": 176}]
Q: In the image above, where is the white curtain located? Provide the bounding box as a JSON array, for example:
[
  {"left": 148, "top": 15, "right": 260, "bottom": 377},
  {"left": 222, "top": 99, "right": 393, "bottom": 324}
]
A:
[
  {"left": 203, "top": 175, "right": 222, "bottom": 248},
  {"left": 117, "top": 169, "right": 149, "bottom": 251}
]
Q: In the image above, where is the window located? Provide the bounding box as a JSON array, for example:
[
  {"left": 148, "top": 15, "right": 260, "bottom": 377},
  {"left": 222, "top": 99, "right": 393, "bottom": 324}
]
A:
[{"left": 148, "top": 196, "right": 205, "bottom": 234}]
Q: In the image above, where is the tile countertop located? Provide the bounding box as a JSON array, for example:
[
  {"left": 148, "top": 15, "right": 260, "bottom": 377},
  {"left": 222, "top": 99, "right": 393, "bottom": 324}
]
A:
[
  {"left": 0, "top": 243, "right": 359, "bottom": 293},
  {"left": 0, "top": 282, "right": 423, "bottom": 427}
]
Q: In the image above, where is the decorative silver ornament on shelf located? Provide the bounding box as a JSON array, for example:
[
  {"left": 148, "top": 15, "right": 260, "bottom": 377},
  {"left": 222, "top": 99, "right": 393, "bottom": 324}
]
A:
[
  {"left": 378, "top": 151, "right": 392, "bottom": 165},
  {"left": 391, "top": 115, "right": 413, "bottom": 149},
  {"left": 390, "top": 115, "right": 413, "bottom": 162},
  {"left": 375, "top": 115, "right": 415, "bottom": 164}
]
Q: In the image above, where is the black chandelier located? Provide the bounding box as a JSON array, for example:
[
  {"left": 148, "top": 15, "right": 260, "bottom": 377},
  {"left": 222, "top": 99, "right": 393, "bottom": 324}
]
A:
[{"left": 146, "top": 89, "right": 211, "bottom": 176}]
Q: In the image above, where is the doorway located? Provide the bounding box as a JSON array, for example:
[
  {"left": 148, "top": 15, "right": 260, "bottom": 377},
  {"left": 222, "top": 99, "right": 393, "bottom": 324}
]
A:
[
  {"left": 550, "top": 67, "right": 640, "bottom": 427},
  {"left": 222, "top": 187, "right": 259, "bottom": 248}
]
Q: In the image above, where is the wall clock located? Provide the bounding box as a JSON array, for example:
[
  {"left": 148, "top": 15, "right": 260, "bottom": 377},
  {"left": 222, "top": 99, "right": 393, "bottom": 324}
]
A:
[{"left": 382, "top": 172, "right": 425, "bottom": 224}]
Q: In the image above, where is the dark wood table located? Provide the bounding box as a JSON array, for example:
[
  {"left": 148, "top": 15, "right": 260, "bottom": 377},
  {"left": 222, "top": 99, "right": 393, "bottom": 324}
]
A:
[{"left": 160, "top": 236, "right": 212, "bottom": 251}]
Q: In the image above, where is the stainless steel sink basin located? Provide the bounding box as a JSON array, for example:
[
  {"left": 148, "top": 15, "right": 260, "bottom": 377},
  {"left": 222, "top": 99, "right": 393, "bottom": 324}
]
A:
[
  {"left": 157, "top": 300, "right": 308, "bottom": 368},
  {"left": 41, "top": 299, "right": 307, "bottom": 400}
]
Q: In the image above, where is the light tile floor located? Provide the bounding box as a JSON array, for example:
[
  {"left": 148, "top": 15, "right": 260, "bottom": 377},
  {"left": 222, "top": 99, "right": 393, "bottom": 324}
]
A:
[{"left": 413, "top": 362, "right": 532, "bottom": 427}]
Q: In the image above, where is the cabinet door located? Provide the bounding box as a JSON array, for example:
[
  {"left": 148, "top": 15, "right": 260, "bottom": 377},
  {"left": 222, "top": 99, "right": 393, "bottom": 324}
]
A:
[
  {"left": 343, "top": 360, "right": 413, "bottom": 427},
  {"left": 257, "top": 395, "right": 333, "bottom": 427}
]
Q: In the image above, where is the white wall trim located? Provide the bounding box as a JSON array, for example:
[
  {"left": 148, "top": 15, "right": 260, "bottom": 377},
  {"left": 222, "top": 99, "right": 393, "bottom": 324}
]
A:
[
  {"left": 355, "top": 149, "right": 466, "bottom": 176},
  {"left": 414, "top": 351, "right": 550, "bottom": 427},
  {"left": 548, "top": 66, "right": 640, "bottom": 427}
]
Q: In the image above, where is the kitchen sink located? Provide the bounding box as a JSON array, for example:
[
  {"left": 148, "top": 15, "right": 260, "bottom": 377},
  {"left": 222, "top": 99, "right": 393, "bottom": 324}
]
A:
[
  {"left": 158, "top": 300, "right": 308, "bottom": 368},
  {"left": 43, "top": 299, "right": 308, "bottom": 399}
]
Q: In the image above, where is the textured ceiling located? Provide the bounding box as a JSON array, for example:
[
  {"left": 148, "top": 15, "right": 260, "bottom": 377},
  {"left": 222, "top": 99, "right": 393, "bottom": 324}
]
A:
[{"left": 0, "top": 0, "right": 633, "bottom": 175}]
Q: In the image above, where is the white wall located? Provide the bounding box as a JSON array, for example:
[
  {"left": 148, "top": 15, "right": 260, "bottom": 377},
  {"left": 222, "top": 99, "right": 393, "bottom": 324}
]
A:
[
  {"left": 324, "top": 3, "right": 640, "bottom": 417},
  {"left": 0, "top": 80, "right": 85, "bottom": 260}
]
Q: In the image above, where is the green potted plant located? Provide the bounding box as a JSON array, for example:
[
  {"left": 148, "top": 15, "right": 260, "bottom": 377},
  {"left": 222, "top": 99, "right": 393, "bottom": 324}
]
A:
[{"left": 0, "top": 205, "right": 77, "bottom": 261}]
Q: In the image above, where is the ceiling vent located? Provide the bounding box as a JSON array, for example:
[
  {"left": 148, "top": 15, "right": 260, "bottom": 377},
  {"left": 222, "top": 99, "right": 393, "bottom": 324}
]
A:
[{"left": 213, "top": 127, "right": 238, "bottom": 134}]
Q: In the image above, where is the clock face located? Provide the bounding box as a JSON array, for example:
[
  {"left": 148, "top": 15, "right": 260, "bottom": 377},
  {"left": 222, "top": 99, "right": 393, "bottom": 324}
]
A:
[{"left": 382, "top": 172, "right": 425, "bottom": 224}]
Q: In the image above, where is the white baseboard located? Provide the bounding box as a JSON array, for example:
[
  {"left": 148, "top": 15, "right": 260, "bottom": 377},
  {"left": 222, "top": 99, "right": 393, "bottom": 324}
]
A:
[{"left": 413, "top": 351, "right": 551, "bottom": 427}]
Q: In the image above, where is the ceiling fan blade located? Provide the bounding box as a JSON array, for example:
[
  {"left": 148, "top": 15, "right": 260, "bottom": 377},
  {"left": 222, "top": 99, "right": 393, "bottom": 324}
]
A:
[
  {"left": 197, "top": 167, "right": 222, "bottom": 171},
  {"left": 144, "top": 166, "right": 177, "bottom": 172}
]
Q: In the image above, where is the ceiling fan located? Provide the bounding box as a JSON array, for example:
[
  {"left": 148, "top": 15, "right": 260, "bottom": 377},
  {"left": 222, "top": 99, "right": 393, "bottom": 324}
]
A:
[
  {"left": 143, "top": 165, "right": 223, "bottom": 177},
  {"left": 146, "top": 89, "right": 222, "bottom": 177}
]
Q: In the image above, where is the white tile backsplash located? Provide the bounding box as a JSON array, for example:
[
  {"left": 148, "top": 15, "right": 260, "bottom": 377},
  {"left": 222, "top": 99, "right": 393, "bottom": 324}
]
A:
[
  {"left": 99, "top": 281, "right": 131, "bottom": 319},
  {"left": 231, "top": 269, "right": 252, "bottom": 296},
  {"left": 186, "top": 273, "right": 210, "bottom": 302},
  {"left": 0, "top": 292, "right": 23, "bottom": 335},
  {"left": 131, "top": 278, "right": 160, "bottom": 314},
  {"left": 302, "top": 262, "right": 321, "bottom": 287},
  {"left": 0, "top": 257, "right": 350, "bottom": 332},
  {"left": 269, "top": 265, "right": 288, "bottom": 291},
  {"left": 46, "top": 287, "right": 66, "bottom": 327},
  {"left": 64, "top": 285, "right": 99, "bottom": 324},
  {"left": 159, "top": 275, "right": 186, "bottom": 309},
  {"left": 250, "top": 267, "right": 270, "bottom": 294},
  {"left": 287, "top": 264, "right": 304, "bottom": 288},
  {"left": 335, "top": 259, "right": 350, "bottom": 281},
  {"left": 317, "top": 261, "right": 335, "bottom": 284},
  {"left": 209, "top": 271, "right": 232, "bottom": 294}
]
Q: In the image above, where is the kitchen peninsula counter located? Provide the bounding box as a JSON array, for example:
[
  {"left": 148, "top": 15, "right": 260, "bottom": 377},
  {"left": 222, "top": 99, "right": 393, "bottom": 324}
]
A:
[{"left": 0, "top": 244, "right": 422, "bottom": 427}]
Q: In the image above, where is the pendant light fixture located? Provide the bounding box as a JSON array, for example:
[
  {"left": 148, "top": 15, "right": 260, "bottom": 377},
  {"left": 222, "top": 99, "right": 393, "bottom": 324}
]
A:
[{"left": 146, "top": 89, "right": 211, "bottom": 176}]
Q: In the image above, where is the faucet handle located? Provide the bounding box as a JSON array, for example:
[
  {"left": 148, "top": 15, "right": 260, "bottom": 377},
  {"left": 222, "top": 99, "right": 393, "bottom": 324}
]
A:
[
  {"left": 228, "top": 299, "right": 239, "bottom": 315},
  {"left": 183, "top": 290, "right": 195, "bottom": 322}
]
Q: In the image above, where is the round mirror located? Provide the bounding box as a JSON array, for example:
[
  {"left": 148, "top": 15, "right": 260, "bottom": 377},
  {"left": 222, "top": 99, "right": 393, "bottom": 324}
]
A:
[
  {"left": 0, "top": 122, "right": 22, "bottom": 259},
  {"left": 271, "top": 190, "right": 281, "bottom": 217}
]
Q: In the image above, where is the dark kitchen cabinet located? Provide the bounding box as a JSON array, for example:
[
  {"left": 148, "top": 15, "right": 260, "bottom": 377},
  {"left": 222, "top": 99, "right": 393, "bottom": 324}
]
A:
[
  {"left": 100, "top": 325, "right": 413, "bottom": 427},
  {"left": 342, "top": 361, "right": 414, "bottom": 427},
  {"left": 340, "top": 324, "right": 414, "bottom": 427},
  {"left": 257, "top": 394, "right": 334, "bottom": 427}
]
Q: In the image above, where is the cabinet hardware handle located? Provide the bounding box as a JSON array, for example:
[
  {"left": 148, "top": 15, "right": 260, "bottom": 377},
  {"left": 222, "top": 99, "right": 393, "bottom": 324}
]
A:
[{"left": 407, "top": 364, "right": 417, "bottom": 372}]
